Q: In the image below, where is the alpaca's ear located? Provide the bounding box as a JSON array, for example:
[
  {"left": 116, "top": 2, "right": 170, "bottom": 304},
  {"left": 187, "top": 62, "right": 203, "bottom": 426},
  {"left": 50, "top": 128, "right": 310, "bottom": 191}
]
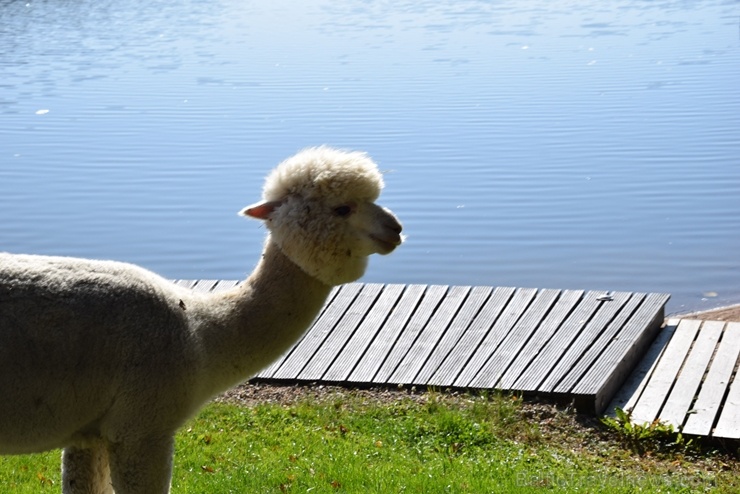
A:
[{"left": 239, "top": 200, "right": 283, "bottom": 220}]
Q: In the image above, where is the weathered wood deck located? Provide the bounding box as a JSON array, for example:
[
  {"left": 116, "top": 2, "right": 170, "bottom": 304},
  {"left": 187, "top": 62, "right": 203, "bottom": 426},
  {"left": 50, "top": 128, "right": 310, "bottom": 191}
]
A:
[
  {"left": 609, "top": 318, "right": 740, "bottom": 440},
  {"left": 175, "top": 280, "right": 669, "bottom": 415}
]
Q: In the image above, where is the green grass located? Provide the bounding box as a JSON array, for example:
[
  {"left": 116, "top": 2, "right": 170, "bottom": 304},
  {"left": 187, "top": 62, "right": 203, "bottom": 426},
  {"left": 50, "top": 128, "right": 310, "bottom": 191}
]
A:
[{"left": 1, "top": 390, "right": 738, "bottom": 493}]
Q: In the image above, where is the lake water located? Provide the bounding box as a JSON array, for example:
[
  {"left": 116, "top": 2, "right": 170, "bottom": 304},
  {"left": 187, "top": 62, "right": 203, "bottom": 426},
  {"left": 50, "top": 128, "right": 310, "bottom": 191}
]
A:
[{"left": 1, "top": 0, "right": 739, "bottom": 315}]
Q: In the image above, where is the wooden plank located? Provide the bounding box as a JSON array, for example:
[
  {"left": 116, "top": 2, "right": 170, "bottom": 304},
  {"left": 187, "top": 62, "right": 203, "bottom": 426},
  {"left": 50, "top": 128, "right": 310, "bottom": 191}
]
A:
[
  {"left": 191, "top": 279, "right": 220, "bottom": 293},
  {"left": 511, "top": 290, "right": 607, "bottom": 393},
  {"left": 412, "top": 286, "right": 492, "bottom": 385},
  {"left": 707, "top": 322, "right": 740, "bottom": 439},
  {"left": 714, "top": 400, "right": 740, "bottom": 439},
  {"left": 322, "top": 284, "right": 405, "bottom": 382},
  {"left": 454, "top": 288, "right": 538, "bottom": 388},
  {"left": 572, "top": 293, "right": 669, "bottom": 414},
  {"left": 555, "top": 293, "right": 646, "bottom": 395},
  {"left": 270, "top": 283, "right": 362, "bottom": 380},
  {"left": 174, "top": 279, "right": 240, "bottom": 292},
  {"left": 172, "top": 279, "right": 198, "bottom": 289},
  {"left": 660, "top": 320, "right": 724, "bottom": 429},
  {"left": 606, "top": 319, "right": 678, "bottom": 417},
  {"left": 212, "top": 280, "right": 241, "bottom": 291},
  {"left": 629, "top": 319, "right": 701, "bottom": 425},
  {"left": 466, "top": 289, "right": 560, "bottom": 389},
  {"left": 387, "top": 286, "right": 471, "bottom": 385},
  {"left": 181, "top": 280, "right": 680, "bottom": 422},
  {"left": 255, "top": 286, "right": 341, "bottom": 379},
  {"left": 427, "top": 287, "right": 515, "bottom": 387},
  {"left": 497, "top": 290, "right": 584, "bottom": 390},
  {"left": 348, "top": 285, "right": 426, "bottom": 383},
  {"left": 298, "top": 284, "right": 384, "bottom": 381},
  {"left": 539, "top": 291, "right": 632, "bottom": 394},
  {"left": 684, "top": 322, "right": 740, "bottom": 436},
  {"left": 373, "top": 285, "right": 448, "bottom": 383}
]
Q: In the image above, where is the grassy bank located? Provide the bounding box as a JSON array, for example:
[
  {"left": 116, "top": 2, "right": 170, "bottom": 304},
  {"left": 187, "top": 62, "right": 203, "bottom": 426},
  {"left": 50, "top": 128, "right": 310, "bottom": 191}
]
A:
[{"left": 1, "top": 388, "right": 737, "bottom": 493}]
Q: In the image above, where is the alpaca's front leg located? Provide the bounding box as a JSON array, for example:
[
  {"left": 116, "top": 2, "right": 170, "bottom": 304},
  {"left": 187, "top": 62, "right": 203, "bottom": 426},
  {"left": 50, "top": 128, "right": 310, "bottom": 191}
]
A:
[
  {"left": 62, "top": 443, "right": 114, "bottom": 494},
  {"left": 108, "top": 435, "right": 174, "bottom": 494}
]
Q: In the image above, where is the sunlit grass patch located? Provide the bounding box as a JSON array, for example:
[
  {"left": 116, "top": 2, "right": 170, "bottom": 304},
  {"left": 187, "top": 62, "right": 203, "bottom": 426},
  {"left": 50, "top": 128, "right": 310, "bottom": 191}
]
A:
[{"left": 1, "top": 389, "right": 737, "bottom": 493}]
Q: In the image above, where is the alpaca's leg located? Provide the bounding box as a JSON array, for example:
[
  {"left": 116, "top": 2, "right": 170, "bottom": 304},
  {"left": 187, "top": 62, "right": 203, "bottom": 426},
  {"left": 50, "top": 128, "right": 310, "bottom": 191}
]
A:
[
  {"left": 62, "top": 443, "right": 114, "bottom": 494},
  {"left": 108, "top": 436, "right": 174, "bottom": 494}
]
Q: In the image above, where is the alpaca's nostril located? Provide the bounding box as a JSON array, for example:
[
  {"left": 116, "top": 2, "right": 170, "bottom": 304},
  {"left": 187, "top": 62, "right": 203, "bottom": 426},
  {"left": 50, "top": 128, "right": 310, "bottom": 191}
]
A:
[
  {"left": 387, "top": 218, "right": 402, "bottom": 234},
  {"left": 384, "top": 211, "right": 403, "bottom": 234}
]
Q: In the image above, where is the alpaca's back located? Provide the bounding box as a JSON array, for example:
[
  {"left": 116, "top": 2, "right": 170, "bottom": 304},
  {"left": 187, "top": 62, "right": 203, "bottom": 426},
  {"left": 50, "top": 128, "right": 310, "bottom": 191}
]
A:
[{"left": 0, "top": 253, "right": 196, "bottom": 454}]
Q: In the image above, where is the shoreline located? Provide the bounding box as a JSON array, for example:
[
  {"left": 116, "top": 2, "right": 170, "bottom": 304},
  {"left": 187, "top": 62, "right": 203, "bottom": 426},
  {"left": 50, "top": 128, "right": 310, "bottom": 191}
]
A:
[{"left": 674, "top": 303, "right": 740, "bottom": 323}]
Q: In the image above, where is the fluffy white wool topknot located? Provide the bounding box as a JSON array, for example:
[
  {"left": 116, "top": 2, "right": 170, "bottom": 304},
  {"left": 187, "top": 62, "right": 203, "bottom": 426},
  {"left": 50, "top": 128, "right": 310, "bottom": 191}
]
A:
[{"left": 262, "top": 146, "right": 384, "bottom": 203}]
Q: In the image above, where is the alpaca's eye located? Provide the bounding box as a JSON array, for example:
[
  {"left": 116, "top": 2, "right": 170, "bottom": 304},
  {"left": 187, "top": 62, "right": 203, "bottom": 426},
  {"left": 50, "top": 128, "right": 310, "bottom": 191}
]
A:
[{"left": 333, "top": 205, "right": 352, "bottom": 217}]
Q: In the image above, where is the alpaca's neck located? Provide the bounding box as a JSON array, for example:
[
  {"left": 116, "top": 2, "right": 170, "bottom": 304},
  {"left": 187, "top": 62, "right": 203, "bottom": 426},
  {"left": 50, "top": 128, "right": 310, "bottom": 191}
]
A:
[{"left": 191, "top": 238, "right": 332, "bottom": 403}]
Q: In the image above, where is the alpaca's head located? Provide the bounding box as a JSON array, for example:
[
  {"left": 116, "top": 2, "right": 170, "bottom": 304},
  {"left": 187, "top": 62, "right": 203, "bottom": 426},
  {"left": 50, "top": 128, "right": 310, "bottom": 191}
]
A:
[{"left": 240, "top": 146, "right": 403, "bottom": 286}]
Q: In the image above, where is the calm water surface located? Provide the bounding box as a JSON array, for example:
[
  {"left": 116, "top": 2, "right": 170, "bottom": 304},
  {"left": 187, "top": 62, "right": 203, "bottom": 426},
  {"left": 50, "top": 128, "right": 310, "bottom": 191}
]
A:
[{"left": 1, "top": 0, "right": 739, "bottom": 314}]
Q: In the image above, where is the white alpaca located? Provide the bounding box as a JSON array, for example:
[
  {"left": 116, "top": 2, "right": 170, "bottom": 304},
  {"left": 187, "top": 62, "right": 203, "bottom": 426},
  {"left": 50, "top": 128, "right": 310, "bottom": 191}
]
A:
[{"left": 0, "top": 147, "right": 402, "bottom": 493}]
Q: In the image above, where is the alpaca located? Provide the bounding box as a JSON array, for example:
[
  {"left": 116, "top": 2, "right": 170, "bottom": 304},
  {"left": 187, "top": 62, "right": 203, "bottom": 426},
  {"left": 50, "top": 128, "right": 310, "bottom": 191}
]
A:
[{"left": 0, "top": 146, "right": 402, "bottom": 493}]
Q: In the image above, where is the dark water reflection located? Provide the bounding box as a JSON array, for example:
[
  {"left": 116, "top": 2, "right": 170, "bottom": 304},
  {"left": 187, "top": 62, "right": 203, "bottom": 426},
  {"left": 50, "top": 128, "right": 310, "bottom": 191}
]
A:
[{"left": 1, "top": 0, "right": 739, "bottom": 313}]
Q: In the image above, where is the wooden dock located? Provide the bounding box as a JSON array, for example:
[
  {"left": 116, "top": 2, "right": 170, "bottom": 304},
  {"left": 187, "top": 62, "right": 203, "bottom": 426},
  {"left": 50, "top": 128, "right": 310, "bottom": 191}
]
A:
[
  {"left": 175, "top": 280, "right": 669, "bottom": 416},
  {"left": 609, "top": 318, "right": 740, "bottom": 440}
]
